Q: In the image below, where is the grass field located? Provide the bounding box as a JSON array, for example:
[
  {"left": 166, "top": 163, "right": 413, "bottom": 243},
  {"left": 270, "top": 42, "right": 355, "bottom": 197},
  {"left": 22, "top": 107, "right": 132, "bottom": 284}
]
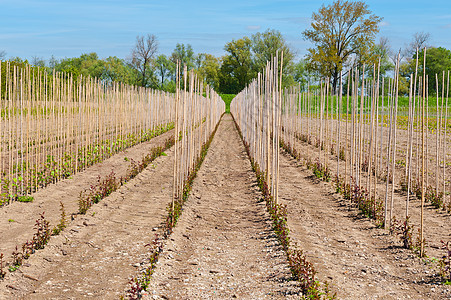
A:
[{"left": 219, "top": 94, "right": 235, "bottom": 113}]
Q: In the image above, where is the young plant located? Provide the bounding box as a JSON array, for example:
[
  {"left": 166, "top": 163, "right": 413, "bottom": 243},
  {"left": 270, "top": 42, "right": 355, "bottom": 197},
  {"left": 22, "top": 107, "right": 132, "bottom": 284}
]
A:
[
  {"left": 32, "top": 212, "right": 51, "bottom": 250},
  {"left": 439, "top": 240, "right": 451, "bottom": 283},
  {"left": 425, "top": 186, "right": 444, "bottom": 209},
  {"left": 11, "top": 246, "right": 23, "bottom": 267},
  {"left": 124, "top": 277, "right": 144, "bottom": 300},
  {"left": 390, "top": 216, "right": 414, "bottom": 250},
  {"left": 52, "top": 201, "right": 67, "bottom": 235},
  {"left": 17, "top": 195, "right": 34, "bottom": 202}
]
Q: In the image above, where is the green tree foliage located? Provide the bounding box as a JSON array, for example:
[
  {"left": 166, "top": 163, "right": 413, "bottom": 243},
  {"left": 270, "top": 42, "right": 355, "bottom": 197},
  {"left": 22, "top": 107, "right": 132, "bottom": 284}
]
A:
[
  {"left": 55, "top": 52, "right": 105, "bottom": 79},
  {"left": 170, "top": 43, "right": 195, "bottom": 84},
  {"left": 31, "top": 56, "right": 46, "bottom": 68},
  {"left": 219, "top": 37, "right": 254, "bottom": 94},
  {"left": 154, "top": 54, "right": 175, "bottom": 90},
  {"left": 291, "top": 60, "right": 309, "bottom": 90},
  {"left": 170, "top": 43, "right": 195, "bottom": 69},
  {"left": 195, "top": 53, "right": 220, "bottom": 90},
  {"left": 103, "top": 56, "right": 138, "bottom": 85},
  {"left": 252, "top": 29, "right": 298, "bottom": 89},
  {"left": 51, "top": 53, "right": 138, "bottom": 85},
  {"left": 302, "top": 0, "right": 382, "bottom": 92},
  {"left": 218, "top": 29, "right": 302, "bottom": 93},
  {"left": 402, "top": 47, "right": 451, "bottom": 95},
  {"left": 252, "top": 29, "right": 295, "bottom": 73},
  {"left": 1, "top": 57, "right": 30, "bottom": 98}
]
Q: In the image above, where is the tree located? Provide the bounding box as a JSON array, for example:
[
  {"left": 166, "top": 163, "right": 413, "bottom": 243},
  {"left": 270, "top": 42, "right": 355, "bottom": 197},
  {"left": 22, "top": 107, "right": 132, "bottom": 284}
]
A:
[
  {"left": 302, "top": 0, "right": 382, "bottom": 92},
  {"left": 154, "top": 54, "right": 174, "bottom": 90},
  {"left": 170, "top": 43, "right": 195, "bottom": 83},
  {"left": 131, "top": 34, "right": 158, "bottom": 87},
  {"left": 251, "top": 29, "right": 295, "bottom": 73},
  {"left": 0, "top": 50, "right": 6, "bottom": 60},
  {"left": 414, "top": 47, "right": 451, "bottom": 95},
  {"left": 48, "top": 55, "right": 58, "bottom": 69},
  {"left": 103, "top": 56, "right": 137, "bottom": 85},
  {"left": 31, "top": 56, "right": 46, "bottom": 67},
  {"left": 219, "top": 37, "right": 254, "bottom": 94},
  {"left": 55, "top": 52, "right": 105, "bottom": 79},
  {"left": 195, "top": 53, "right": 220, "bottom": 90},
  {"left": 291, "top": 60, "right": 309, "bottom": 90},
  {"left": 404, "top": 32, "right": 431, "bottom": 59}
]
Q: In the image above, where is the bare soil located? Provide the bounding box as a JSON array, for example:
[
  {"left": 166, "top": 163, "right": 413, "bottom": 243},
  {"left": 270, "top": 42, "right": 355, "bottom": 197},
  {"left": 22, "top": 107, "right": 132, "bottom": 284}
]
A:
[{"left": 0, "top": 114, "right": 450, "bottom": 299}]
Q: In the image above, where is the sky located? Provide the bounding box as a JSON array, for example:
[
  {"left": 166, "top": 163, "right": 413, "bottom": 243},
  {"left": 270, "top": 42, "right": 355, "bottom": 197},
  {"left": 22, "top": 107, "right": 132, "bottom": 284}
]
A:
[{"left": 1, "top": 0, "right": 451, "bottom": 63}]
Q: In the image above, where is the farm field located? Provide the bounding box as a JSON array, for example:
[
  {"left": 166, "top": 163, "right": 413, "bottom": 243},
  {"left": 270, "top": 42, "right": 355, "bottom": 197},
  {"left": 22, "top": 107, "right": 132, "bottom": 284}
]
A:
[
  {"left": 1, "top": 5, "right": 451, "bottom": 297},
  {"left": 0, "top": 114, "right": 449, "bottom": 299}
]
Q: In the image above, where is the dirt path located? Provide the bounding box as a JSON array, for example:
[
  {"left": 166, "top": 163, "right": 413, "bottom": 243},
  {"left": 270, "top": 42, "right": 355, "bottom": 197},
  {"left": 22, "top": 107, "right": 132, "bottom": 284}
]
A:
[
  {"left": 146, "top": 114, "right": 299, "bottom": 299},
  {"left": 278, "top": 150, "right": 451, "bottom": 299},
  {"left": 0, "top": 129, "right": 173, "bottom": 267}
]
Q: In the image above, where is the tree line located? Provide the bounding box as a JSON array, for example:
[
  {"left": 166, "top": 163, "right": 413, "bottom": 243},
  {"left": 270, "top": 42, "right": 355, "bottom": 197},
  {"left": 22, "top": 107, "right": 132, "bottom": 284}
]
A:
[
  {"left": 1, "top": 0, "right": 450, "bottom": 95},
  {"left": 0, "top": 30, "right": 305, "bottom": 95}
]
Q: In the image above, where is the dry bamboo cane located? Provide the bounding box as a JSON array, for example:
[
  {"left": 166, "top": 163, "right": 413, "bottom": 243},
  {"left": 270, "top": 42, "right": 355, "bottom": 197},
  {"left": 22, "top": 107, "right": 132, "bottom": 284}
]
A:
[
  {"left": 368, "top": 64, "right": 377, "bottom": 195},
  {"left": 373, "top": 67, "right": 380, "bottom": 207},
  {"left": 171, "top": 62, "right": 180, "bottom": 227},
  {"left": 351, "top": 74, "right": 355, "bottom": 184},
  {"left": 417, "top": 78, "right": 422, "bottom": 180},
  {"left": 0, "top": 61, "right": 2, "bottom": 202},
  {"left": 384, "top": 73, "right": 395, "bottom": 229},
  {"left": 420, "top": 48, "right": 427, "bottom": 257},
  {"left": 337, "top": 71, "right": 342, "bottom": 180},
  {"left": 358, "top": 65, "right": 365, "bottom": 187},
  {"left": 275, "top": 51, "right": 283, "bottom": 205},
  {"left": 445, "top": 71, "right": 450, "bottom": 209},
  {"left": 389, "top": 54, "right": 400, "bottom": 225},
  {"left": 407, "top": 50, "right": 419, "bottom": 217},
  {"left": 426, "top": 76, "right": 429, "bottom": 190},
  {"left": 346, "top": 70, "right": 350, "bottom": 187},
  {"left": 440, "top": 71, "right": 445, "bottom": 205},
  {"left": 436, "top": 74, "right": 440, "bottom": 196}
]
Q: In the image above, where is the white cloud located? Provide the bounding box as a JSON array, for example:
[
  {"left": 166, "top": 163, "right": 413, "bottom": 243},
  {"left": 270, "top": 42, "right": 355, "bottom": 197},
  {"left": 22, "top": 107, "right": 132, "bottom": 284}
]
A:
[
  {"left": 379, "top": 21, "right": 390, "bottom": 27},
  {"left": 246, "top": 25, "right": 261, "bottom": 31}
]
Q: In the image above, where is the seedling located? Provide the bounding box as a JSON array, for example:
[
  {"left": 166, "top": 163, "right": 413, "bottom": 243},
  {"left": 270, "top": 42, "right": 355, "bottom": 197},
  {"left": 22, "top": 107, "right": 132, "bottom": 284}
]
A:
[
  {"left": 390, "top": 216, "right": 414, "bottom": 250},
  {"left": 32, "top": 212, "right": 51, "bottom": 250},
  {"left": 439, "top": 240, "right": 451, "bottom": 283},
  {"left": 52, "top": 201, "right": 67, "bottom": 235},
  {"left": 17, "top": 195, "right": 34, "bottom": 202}
]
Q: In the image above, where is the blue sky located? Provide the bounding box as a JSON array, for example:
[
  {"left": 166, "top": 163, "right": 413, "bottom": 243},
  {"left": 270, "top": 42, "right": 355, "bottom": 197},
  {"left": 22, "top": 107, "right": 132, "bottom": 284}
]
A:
[{"left": 1, "top": 0, "right": 451, "bottom": 62}]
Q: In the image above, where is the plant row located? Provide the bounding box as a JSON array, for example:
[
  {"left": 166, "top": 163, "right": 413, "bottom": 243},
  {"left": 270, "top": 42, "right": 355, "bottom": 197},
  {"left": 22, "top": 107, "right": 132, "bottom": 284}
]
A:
[
  {"left": 0, "top": 122, "right": 174, "bottom": 207},
  {"left": 281, "top": 135, "right": 451, "bottom": 284},
  {"left": 0, "top": 137, "right": 174, "bottom": 281}
]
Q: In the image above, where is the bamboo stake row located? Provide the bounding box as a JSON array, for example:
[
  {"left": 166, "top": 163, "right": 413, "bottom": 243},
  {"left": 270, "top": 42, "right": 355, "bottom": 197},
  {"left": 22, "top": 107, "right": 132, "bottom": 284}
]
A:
[
  {"left": 232, "top": 51, "right": 450, "bottom": 258},
  {"left": 0, "top": 62, "right": 176, "bottom": 206},
  {"left": 171, "top": 64, "right": 225, "bottom": 225},
  {"left": 231, "top": 54, "right": 283, "bottom": 204}
]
